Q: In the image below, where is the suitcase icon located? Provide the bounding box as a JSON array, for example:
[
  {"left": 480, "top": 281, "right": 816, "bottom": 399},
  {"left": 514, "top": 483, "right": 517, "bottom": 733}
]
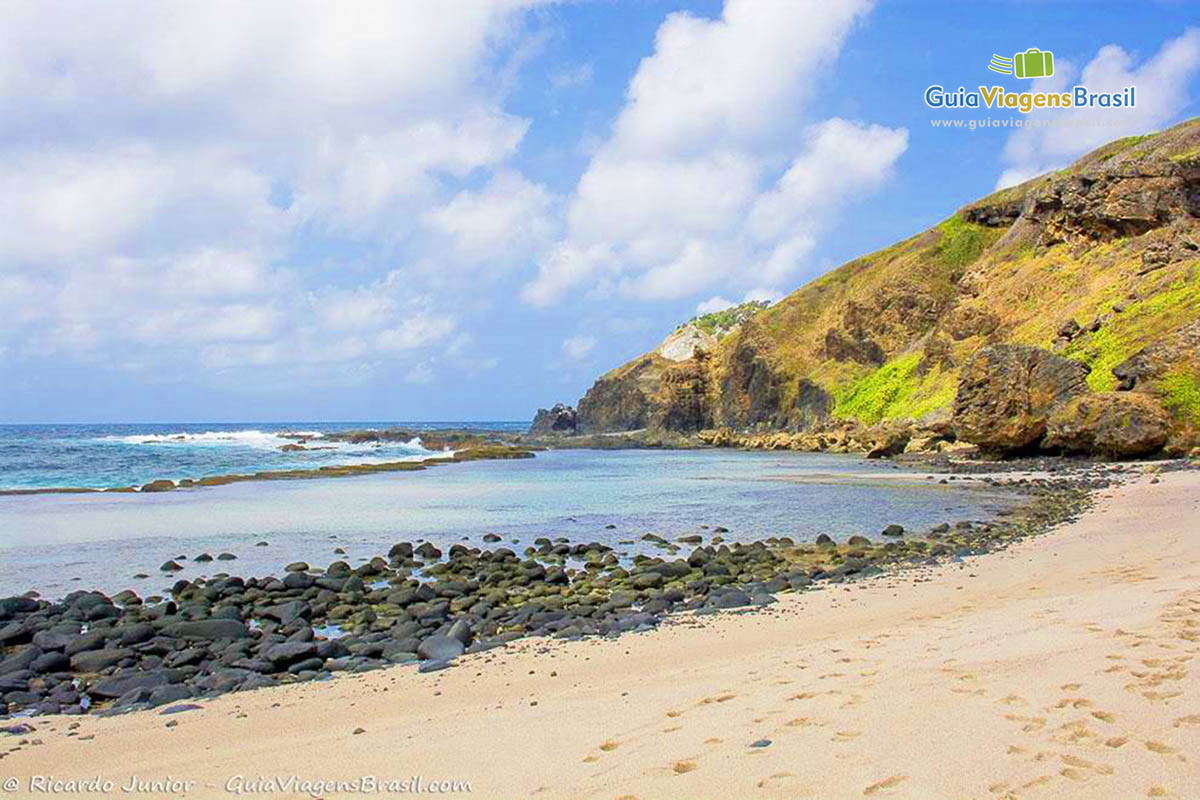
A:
[{"left": 1014, "top": 48, "right": 1054, "bottom": 79}]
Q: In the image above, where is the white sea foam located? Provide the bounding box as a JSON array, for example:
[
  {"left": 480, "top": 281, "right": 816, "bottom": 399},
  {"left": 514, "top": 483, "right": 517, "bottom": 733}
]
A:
[{"left": 93, "top": 429, "right": 431, "bottom": 454}]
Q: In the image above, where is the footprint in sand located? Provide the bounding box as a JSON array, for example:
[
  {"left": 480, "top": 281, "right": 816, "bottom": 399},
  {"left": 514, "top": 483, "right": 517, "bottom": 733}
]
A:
[
  {"left": 1105, "top": 736, "right": 1128, "bottom": 748},
  {"left": 862, "top": 775, "right": 907, "bottom": 795},
  {"left": 787, "top": 692, "right": 816, "bottom": 701},
  {"left": 663, "top": 726, "right": 681, "bottom": 733},
  {"left": 785, "top": 717, "right": 820, "bottom": 728},
  {"left": 1091, "top": 710, "right": 1117, "bottom": 723},
  {"left": 666, "top": 710, "right": 683, "bottom": 718},
  {"left": 599, "top": 740, "right": 620, "bottom": 752},
  {"left": 833, "top": 730, "right": 861, "bottom": 742},
  {"left": 1144, "top": 740, "right": 1181, "bottom": 757},
  {"left": 582, "top": 755, "right": 599, "bottom": 763},
  {"left": 1172, "top": 714, "right": 1200, "bottom": 727},
  {"left": 1053, "top": 697, "right": 1093, "bottom": 710},
  {"left": 699, "top": 693, "right": 737, "bottom": 705},
  {"left": 1061, "top": 754, "right": 1114, "bottom": 776},
  {"left": 671, "top": 761, "right": 698, "bottom": 775},
  {"left": 704, "top": 737, "right": 722, "bottom": 745},
  {"left": 1003, "top": 714, "right": 1046, "bottom": 733},
  {"left": 756, "top": 772, "right": 797, "bottom": 788}
]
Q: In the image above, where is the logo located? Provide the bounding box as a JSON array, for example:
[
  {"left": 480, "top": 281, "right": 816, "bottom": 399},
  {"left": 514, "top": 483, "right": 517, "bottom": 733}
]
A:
[
  {"left": 923, "top": 45, "right": 1134, "bottom": 114},
  {"left": 989, "top": 49, "right": 1055, "bottom": 79}
]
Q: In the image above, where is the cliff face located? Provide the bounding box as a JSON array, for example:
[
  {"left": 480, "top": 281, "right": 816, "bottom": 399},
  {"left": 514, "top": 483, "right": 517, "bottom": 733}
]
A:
[{"left": 571, "top": 119, "right": 1200, "bottom": 454}]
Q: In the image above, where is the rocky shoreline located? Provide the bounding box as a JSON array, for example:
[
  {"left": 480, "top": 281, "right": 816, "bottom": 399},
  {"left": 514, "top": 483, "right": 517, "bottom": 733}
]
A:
[
  {"left": 4, "top": 457, "right": 1188, "bottom": 724},
  {"left": 0, "top": 442, "right": 535, "bottom": 497}
]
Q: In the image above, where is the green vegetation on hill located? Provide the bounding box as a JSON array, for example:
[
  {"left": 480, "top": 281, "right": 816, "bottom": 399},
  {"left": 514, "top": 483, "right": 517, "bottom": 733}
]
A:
[
  {"left": 682, "top": 300, "right": 770, "bottom": 339},
  {"left": 573, "top": 118, "right": 1200, "bottom": 445}
]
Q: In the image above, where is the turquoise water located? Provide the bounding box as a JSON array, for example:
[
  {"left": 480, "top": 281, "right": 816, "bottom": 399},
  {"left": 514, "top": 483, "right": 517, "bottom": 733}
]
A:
[
  {"left": 0, "top": 421, "right": 525, "bottom": 490},
  {"left": 0, "top": 442, "right": 1018, "bottom": 599}
]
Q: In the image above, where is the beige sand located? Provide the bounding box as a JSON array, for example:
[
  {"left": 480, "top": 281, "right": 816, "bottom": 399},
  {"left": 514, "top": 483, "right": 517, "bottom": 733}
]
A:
[{"left": 4, "top": 471, "right": 1199, "bottom": 799}]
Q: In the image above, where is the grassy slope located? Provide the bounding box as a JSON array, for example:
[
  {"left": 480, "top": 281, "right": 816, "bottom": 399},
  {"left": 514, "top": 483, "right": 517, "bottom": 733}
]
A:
[
  {"left": 583, "top": 119, "right": 1200, "bottom": 432},
  {"left": 706, "top": 120, "right": 1200, "bottom": 428}
]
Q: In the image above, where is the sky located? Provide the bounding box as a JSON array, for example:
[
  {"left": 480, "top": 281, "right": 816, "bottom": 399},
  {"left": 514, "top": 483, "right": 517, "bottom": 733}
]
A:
[{"left": 1, "top": 0, "right": 1198, "bottom": 424}]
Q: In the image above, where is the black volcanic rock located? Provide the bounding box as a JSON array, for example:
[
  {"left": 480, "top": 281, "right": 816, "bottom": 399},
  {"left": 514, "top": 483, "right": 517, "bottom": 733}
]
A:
[{"left": 529, "top": 403, "right": 578, "bottom": 435}]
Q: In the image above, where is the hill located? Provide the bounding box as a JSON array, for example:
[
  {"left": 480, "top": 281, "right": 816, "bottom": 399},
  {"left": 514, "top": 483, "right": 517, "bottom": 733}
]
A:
[{"left": 562, "top": 119, "right": 1200, "bottom": 458}]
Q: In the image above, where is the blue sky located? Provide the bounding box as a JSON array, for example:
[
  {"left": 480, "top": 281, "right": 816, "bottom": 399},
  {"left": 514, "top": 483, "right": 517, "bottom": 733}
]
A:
[{"left": 1, "top": 1, "right": 1197, "bottom": 424}]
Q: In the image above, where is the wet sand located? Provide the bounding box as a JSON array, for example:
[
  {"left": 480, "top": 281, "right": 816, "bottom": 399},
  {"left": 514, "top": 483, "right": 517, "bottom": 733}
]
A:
[{"left": 4, "top": 469, "right": 1198, "bottom": 799}]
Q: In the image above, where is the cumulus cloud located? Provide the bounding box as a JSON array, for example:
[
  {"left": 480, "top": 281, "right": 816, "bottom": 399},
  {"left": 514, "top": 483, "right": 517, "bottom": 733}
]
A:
[
  {"left": 997, "top": 28, "right": 1200, "bottom": 189},
  {"left": 561, "top": 335, "right": 597, "bottom": 360},
  {"left": 0, "top": 0, "right": 544, "bottom": 379},
  {"left": 696, "top": 296, "right": 736, "bottom": 315},
  {"left": 422, "top": 170, "right": 558, "bottom": 267},
  {"left": 522, "top": 0, "right": 905, "bottom": 308}
]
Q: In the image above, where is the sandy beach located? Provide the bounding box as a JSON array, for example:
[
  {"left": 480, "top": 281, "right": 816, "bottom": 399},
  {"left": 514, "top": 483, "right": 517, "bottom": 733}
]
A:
[{"left": 4, "top": 468, "right": 1198, "bottom": 799}]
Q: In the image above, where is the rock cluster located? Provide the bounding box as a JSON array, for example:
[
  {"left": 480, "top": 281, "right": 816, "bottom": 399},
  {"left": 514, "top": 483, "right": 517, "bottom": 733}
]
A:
[
  {"left": 0, "top": 472, "right": 1106, "bottom": 720},
  {"left": 953, "top": 344, "right": 1175, "bottom": 457}
]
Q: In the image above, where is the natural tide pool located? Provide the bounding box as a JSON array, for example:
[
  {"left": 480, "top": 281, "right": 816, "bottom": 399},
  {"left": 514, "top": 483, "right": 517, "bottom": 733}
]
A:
[{"left": 0, "top": 448, "right": 1018, "bottom": 599}]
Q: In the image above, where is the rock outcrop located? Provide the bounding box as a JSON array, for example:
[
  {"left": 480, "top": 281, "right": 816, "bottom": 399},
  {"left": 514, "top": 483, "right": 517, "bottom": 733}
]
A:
[
  {"left": 529, "top": 403, "right": 578, "bottom": 435},
  {"left": 1043, "top": 392, "right": 1172, "bottom": 457},
  {"left": 952, "top": 345, "right": 1091, "bottom": 452}
]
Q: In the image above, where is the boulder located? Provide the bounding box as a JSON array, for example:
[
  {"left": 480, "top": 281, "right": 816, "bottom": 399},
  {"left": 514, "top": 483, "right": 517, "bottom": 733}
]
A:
[
  {"left": 416, "top": 634, "right": 465, "bottom": 661},
  {"left": 70, "top": 648, "right": 133, "bottom": 673},
  {"left": 163, "top": 619, "right": 250, "bottom": 641},
  {"left": 1044, "top": 392, "right": 1172, "bottom": 457},
  {"left": 260, "top": 642, "right": 318, "bottom": 668},
  {"left": 0, "top": 646, "right": 42, "bottom": 676},
  {"left": 0, "top": 596, "right": 39, "bottom": 620},
  {"left": 953, "top": 345, "right": 1090, "bottom": 452},
  {"left": 528, "top": 403, "right": 578, "bottom": 435},
  {"left": 89, "top": 671, "right": 176, "bottom": 699},
  {"left": 30, "top": 651, "right": 70, "bottom": 674}
]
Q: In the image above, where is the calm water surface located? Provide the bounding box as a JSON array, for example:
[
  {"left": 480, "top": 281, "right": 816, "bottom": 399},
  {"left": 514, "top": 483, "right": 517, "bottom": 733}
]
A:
[{"left": 0, "top": 446, "right": 1016, "bottom": 599}]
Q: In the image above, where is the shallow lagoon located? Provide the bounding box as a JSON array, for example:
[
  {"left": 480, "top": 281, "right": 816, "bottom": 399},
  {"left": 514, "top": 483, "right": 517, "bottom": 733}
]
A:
[{"left": 0, "top": 449, "right": 1016, "bottom": 598}]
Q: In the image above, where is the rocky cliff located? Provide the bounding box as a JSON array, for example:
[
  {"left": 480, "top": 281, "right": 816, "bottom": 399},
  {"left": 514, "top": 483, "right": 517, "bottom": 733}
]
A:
[{"left": 566, "top": 119, "right": 1200, "bottom": 457}]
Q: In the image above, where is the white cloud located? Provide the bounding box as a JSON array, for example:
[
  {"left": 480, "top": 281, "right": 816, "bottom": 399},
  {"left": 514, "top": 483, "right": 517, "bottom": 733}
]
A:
[
  {"left": 696, "top": 287, "right": 783, "bottom": 316},
  {"left": 696, "top": 296, "right": 736, "bottom": 315},
  {"left": 422, "top": 170, "right": 557, "bottom": 266},
  {"left": 561, "top": 335, "right": 597, "bottom": 360},
  {"left": 522, "top": 242, "right": 614, "bottom": 307},
  {"left": 522, "top": 0, "right": 905, "bottom": 307},
  {"left": 405, "top": 363, "right": 435, "bottom": 385},
  {"left": 997, "top": 28, "right": 1200, "bottom": 189},
  {"left": 378, "top": 314, "right": 457, "bottom": 353},
  {"left": 0, "top": 0, "right": 548, "bottom": 381},
  {"left": 742, "top": 287, "right": 783, "bottom": 305}
]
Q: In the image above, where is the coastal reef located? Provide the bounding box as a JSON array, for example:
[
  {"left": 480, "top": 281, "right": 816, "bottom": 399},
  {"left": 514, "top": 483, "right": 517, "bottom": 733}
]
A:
[{"left": 0, "top": 440, "right": 536, "bottom": 497}]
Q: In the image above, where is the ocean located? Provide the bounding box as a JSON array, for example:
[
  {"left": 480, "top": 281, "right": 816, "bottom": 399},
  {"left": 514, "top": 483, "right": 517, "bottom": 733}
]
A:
[
  {"left": 0, "top": 421, "right": 526, "bottom": 491},
  {"left": 0, "top": 423, "right": 1018, "bottom": 599}
]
